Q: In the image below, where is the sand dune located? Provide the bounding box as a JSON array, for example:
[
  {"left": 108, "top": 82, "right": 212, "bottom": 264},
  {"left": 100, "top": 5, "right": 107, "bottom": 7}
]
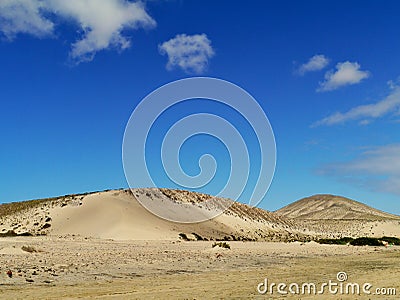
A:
[
  {"left": 0, "top": 189, "right": 308, "bottom": 242},
  {"left": 0, "top": 189, "right": 399, "bottom": 242}
]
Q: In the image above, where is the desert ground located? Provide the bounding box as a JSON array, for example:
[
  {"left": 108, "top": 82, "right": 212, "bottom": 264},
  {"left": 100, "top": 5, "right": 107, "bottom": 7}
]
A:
[
  {"left": 0, "top": 189, "right": 399, "bottom": 299},
  {"left": 0, "top": 237, "right": 399, "bottom": 299}
]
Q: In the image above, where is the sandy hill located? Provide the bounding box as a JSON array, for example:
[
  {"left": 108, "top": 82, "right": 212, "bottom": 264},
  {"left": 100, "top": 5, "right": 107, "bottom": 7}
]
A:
[
  {"left": 0, "top": 189, "right": 307, "bottom": 242},
  {"left": 1, "top": 190, "right": 399, "bottom": 241},
  {"left": 276, "top": 194, "right": 400, "bottom": 220}
]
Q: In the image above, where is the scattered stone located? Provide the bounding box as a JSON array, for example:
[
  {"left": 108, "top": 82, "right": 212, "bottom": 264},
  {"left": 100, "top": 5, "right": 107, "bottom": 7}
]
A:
[
  {"left": 26, "top": 278, "right": 34, "bottom": 283},
  {"left": 6, "top": 270, "right": 12, "bottom": 278}
]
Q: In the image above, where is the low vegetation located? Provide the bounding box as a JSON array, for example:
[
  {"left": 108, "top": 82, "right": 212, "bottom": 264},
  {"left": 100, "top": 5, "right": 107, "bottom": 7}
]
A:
[
  {"left": 0, "top": 189, "right": 117, "bottom": 218},
  {"left": 212, "top": 242, "right": 231, "bottom": 249},
  {"left": 0, "top": 230, "right": 32, "bottom": 237},
  {"left": 316, "top": 236, "right": 400, "bottom": 246},
  {"left": 317, "top": 237, "right": 354, "bottom": 245},
  {"left": 192, "top": 232, "right": 206, "bottom": 241},
  {"left": 380, "top": 236, "right": 400, "bottom": 245},
  {"left": 21, "top": 245, "right": 38, "bottom": 253},
  {"left": 350, "top": 237, "right": 383, "bottom": 246},
  {"left": 0, "top": 198, "right": 59, "bottom": 218},
  {"left": 178, "top": 233, "right": 190, "bottom": 241}
]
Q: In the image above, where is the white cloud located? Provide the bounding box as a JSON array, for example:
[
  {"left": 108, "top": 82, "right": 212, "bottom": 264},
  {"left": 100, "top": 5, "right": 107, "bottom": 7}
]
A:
[
  {"left": 319, "top": 144, "right": 400, "bottom": 195},
  {"left": 314, "top": 84, "right": 400, "bottom": 126},
  {"left": 298, "top": 54, "right": 329, "bottom": 75},
  {"left": 0, "top": 0, "right": 54, "bottom": 39},
  {"left": 317, "top": 61, "right": 370, "bottom": 92},
  {"left": 0, "top": 0, "right": 156, "bottom": 63},
  {"left": 47, "top": 0, "right": 156, "bottom": 63},
  {"left": 159, "top": 33, "right": 215, "bottom": 74}
]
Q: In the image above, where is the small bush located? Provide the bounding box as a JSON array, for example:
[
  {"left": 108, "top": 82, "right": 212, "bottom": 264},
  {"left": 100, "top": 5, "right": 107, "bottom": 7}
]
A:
[
  {"left": 317, "top": 237, "right": 354, "bottom": 245},
  {"left": 21, "top": 245, "right": 37, "bottom": 253},
  {"left": 0, "top": 230, "right": 18, "bottom": 237},
  {"left": 41, "top": 223, "right": 51, "bottom": 230},
  {"left": 0, "top": 230, "right": 32, "bottom": 237},
  {"left": 192, "top": 233, "right": 204, "bottom": 241},
  {"left": 178, "top": 233, "right": 190, "bottom": 241},
  {"left": 350, "top": 237, "right": 383, "bottom": 246},
  {"left": 316, "top": 236, "right": 400, "bottom": 246},
  {"left": 0, "top": 190, "right": 102, "bottom": 218},
  {"left": 212, "top": 242, "right": 231, "bottom": 249},
  {"left": 381, "top": 236, "right": 400, "bottom": 245}
]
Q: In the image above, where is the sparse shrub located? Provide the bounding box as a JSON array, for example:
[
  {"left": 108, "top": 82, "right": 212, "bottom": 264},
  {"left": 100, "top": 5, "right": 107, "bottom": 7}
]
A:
[
  {"left": 17, "top": 231, "right": 33, "bottom": 237},
  {"left": 192, "top": 232, "right": 204, "bottom": 241},
  {"left": 0, "top": 230, "right": 32, "bottom": 237},
  {"left": 381, "top": 236, "right": 400, "bottom": 245},
  {"left": 0, "top": 190, "right": 104, "bottom": 218},
  {"left": 316, "top": 236, "right": 400, "bottom": 246},
  {"left": 212, "top": 242, "right": 231, "bottom": 249},
  {"left": 0, "top": 230, "right": 18, "bottom": 237},
  {"left": 178, "top": 233, "right": 190, "bottom": 241},
  {"left": 41, "top": 223, "right": 51, "bottom": 230},
  {"left": 21, "top": 245, "right": 37, "bottom": 253},
  {"left": 216, "top": 236, "right": 233, "bottom": 242},
  {"left": 350, "top": 237, "right": 383, "bottom": 246},
  {"left": 317, "top": 237, "right": 354, "bottom": 245}
]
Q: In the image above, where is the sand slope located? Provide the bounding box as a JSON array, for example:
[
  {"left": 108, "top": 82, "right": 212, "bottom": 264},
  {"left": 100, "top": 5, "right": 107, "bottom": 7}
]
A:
[
  {"left": 0, "top": 189, "right": 307, "bottom": 241},
  {"left": 1, "top": 189, "right": 399, "bottom": 241},
  {"left": 50, "top": 189, "right": 309, "bottom": 241}
]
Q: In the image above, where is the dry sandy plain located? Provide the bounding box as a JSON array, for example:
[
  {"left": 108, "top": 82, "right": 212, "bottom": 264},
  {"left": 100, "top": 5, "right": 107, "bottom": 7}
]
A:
[{"left": 0, "top": 189, "right": 399, "bottom": 299}]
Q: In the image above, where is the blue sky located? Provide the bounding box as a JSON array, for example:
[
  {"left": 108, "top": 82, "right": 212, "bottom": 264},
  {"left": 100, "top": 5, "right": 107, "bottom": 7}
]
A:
[{"left": 1, "top": 0, "right": 400, "bottom": 214}]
